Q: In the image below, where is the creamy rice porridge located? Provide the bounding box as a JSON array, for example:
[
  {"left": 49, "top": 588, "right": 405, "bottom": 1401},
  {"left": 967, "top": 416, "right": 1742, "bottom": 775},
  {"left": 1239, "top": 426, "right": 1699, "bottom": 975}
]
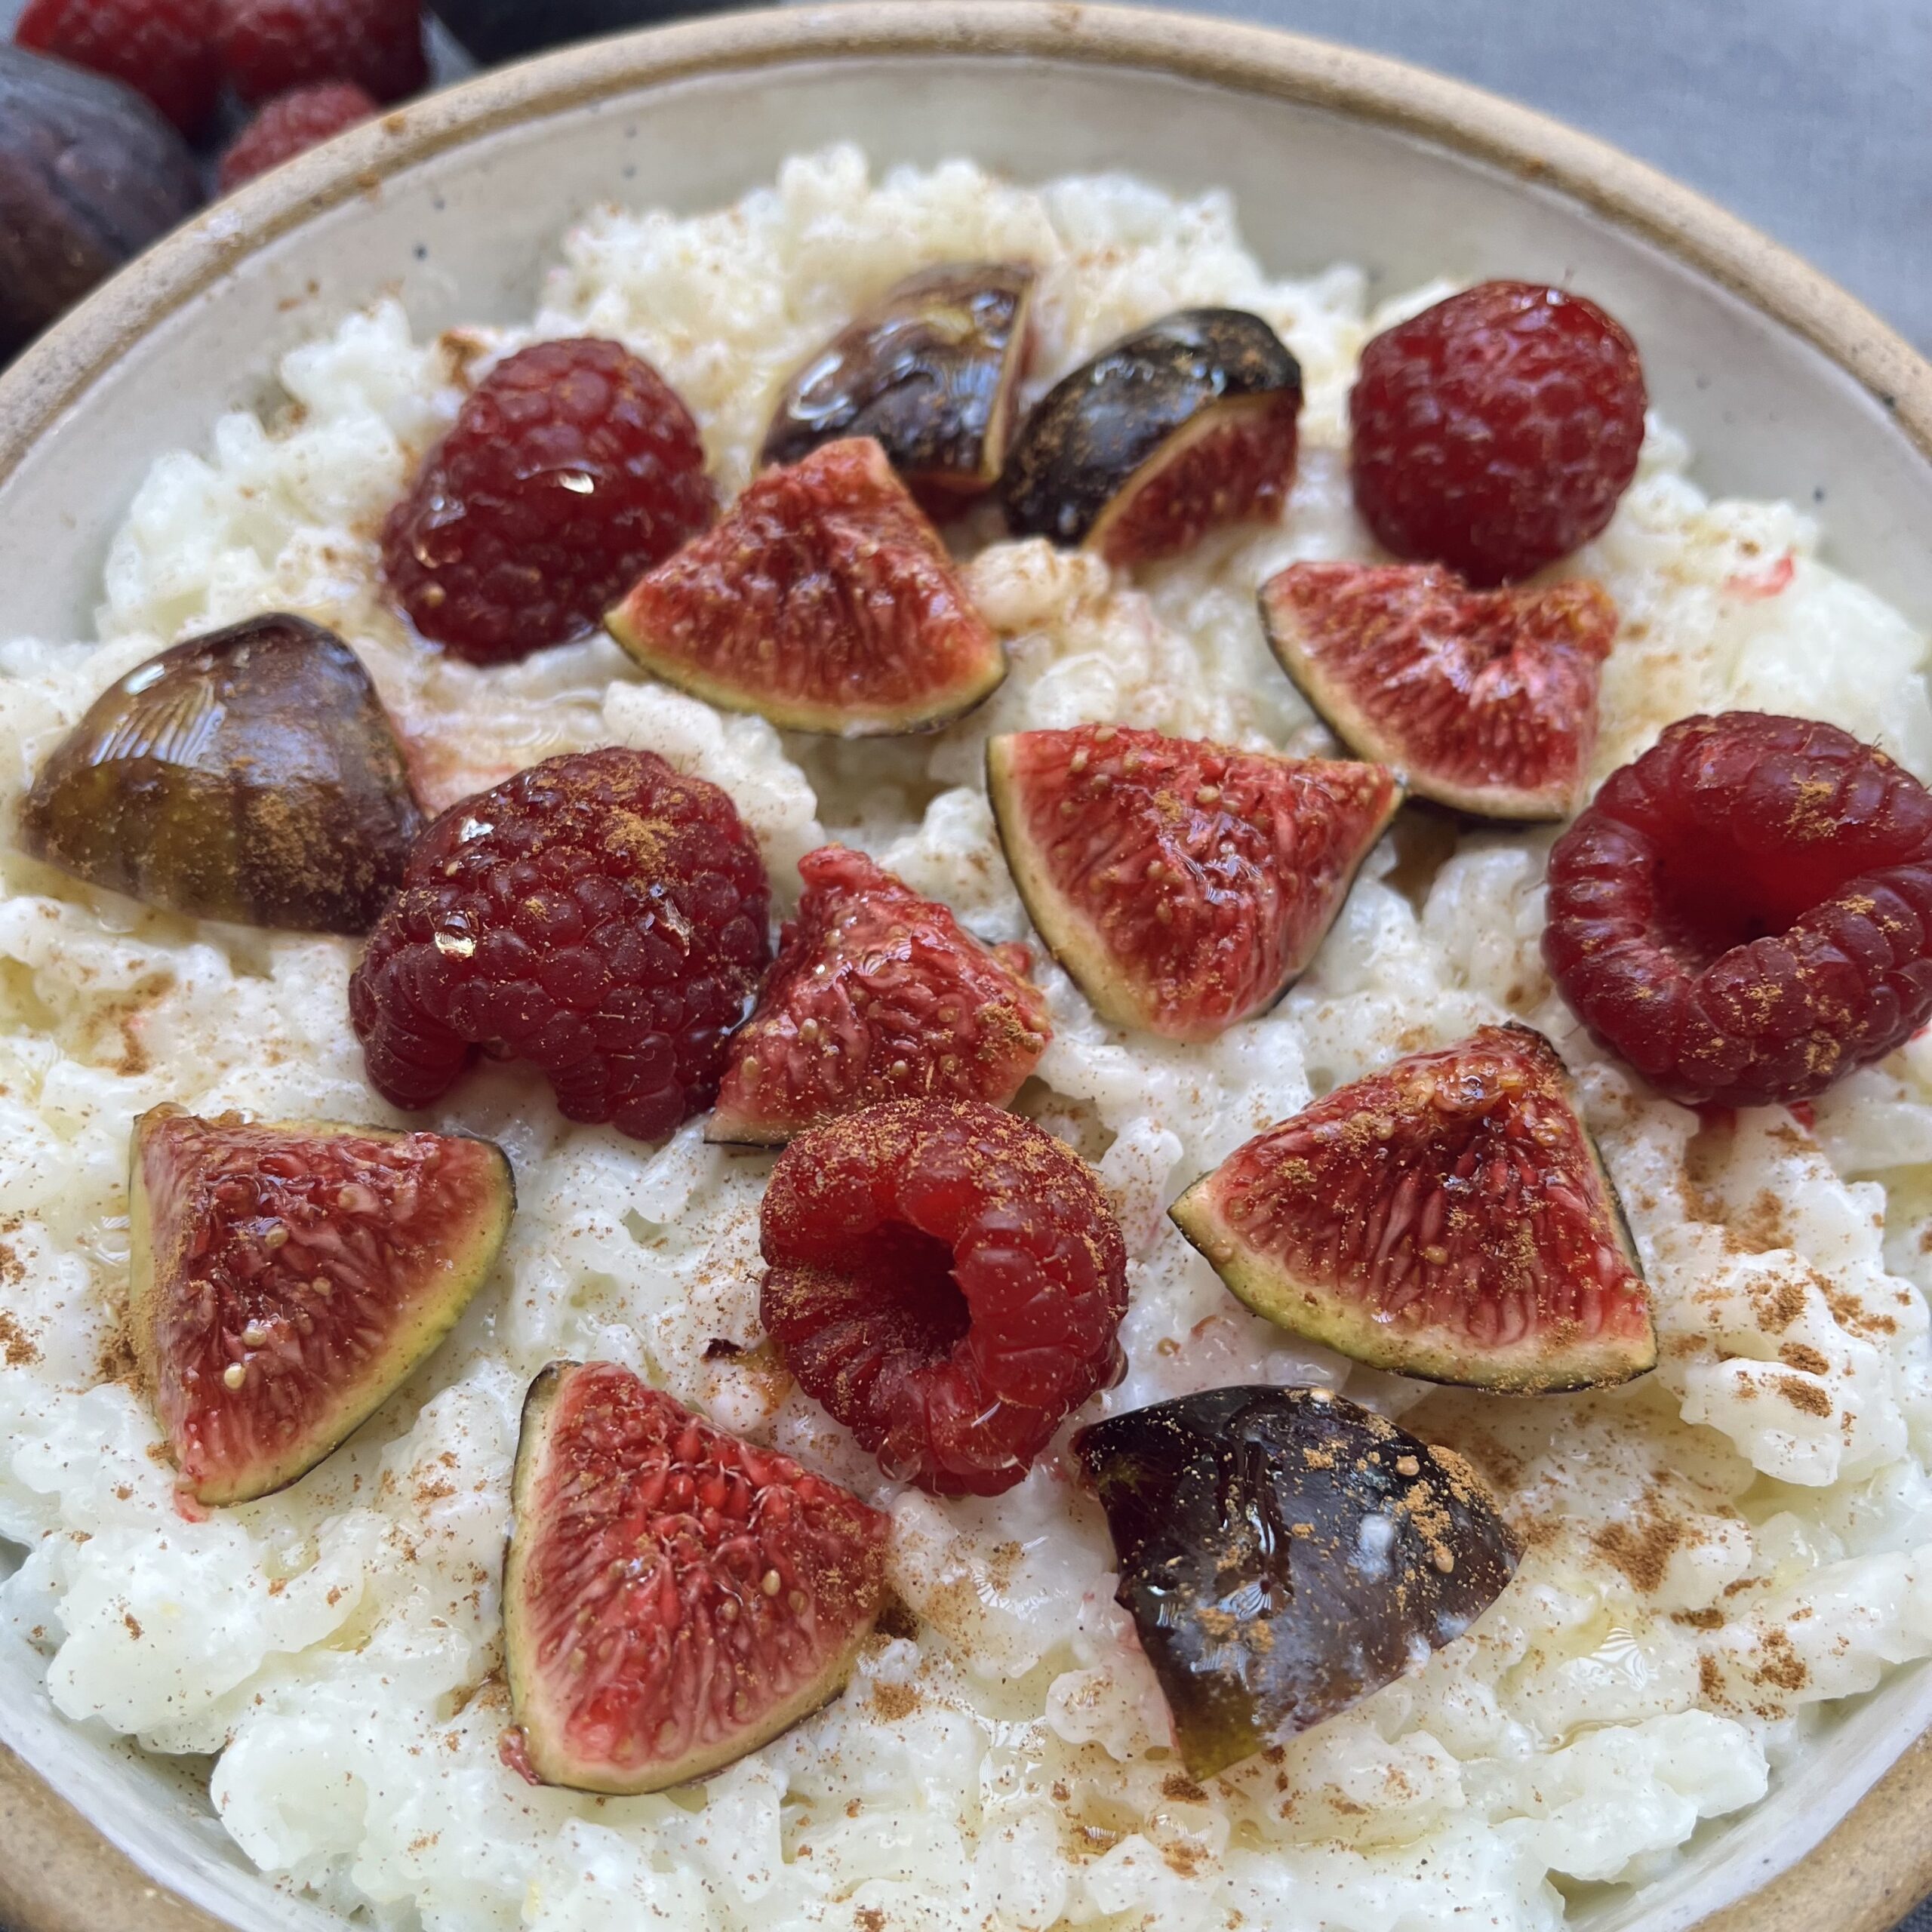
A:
[{"left": 4, "top": 145, "right": 1932, "bottom": 1932}]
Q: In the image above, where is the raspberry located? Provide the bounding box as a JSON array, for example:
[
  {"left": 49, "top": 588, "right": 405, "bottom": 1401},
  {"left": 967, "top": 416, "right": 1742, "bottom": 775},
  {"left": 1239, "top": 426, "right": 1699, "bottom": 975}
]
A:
[
  {"left": 349, "top": 748, "right": 771, "bottom": 1144},
  {"left": 1543, "top": 712, "right": 1932, "bottom": 1109},
  {"left": 17, "top": 0, "right": 222, "bottom": 136},
  {"left": 217, "top": 81, "right": 376, "bottom": 190},
  {"left": 709, "top": 845, "right": 1052, "bottom": 1144},
  {"left": 1350, "top": 281, "right": 1647, "bottom": 587},
  {"left": 383, "top": 339, "right": 715, "bottom": 665},
  {"left": 219, "top": 0, "right": 425, "bottom": 105},
  {"left": 759, "top": 1100, "right": 1129, "bottom": 1497}
]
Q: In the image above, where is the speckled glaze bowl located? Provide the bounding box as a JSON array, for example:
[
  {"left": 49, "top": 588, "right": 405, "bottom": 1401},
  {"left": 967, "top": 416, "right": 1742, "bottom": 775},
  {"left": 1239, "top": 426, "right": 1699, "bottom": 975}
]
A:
[{"left": 2, "top": 7, "right": 1930, "bottom": 1930}]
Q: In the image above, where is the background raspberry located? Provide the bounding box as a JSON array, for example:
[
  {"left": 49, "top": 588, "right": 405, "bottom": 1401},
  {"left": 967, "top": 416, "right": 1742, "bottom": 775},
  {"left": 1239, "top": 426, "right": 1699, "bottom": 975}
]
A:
[
  {"left": 220, "top": 0, "right": 426, "bottom": 106},
  {"left": 218, "top": 78, "right": 375, "bottom": 188},
  {"left": 16, "top": 0, "right": 222, "bottom": 134}
]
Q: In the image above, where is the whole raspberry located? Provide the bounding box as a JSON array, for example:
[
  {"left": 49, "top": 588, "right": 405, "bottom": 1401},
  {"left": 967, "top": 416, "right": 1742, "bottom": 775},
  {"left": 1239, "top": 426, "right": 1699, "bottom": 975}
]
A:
[
  {"left": 1350, "top": 281, "right": 1647, "bottom": 587},
  {"left": 1543, "top": 712, "right": 1932, "bottom": 1109},
  {"left": 383, "top": 338, "right": 715, "bottom": 665},
  {"left": 349, "top": 748, "right": 771, "bottom": 1144},
  {"left": 16, "top": 0, "right": 222, "bottom": 136},
  {"left": 218, "top": 81, "right": 376, "bottom": 189},
  {"left": 760, "top": 1099, "right": 1129, "bottom": 1496},
  {"left": 219, "top": 0, "right": 425, "bottom": 105}
]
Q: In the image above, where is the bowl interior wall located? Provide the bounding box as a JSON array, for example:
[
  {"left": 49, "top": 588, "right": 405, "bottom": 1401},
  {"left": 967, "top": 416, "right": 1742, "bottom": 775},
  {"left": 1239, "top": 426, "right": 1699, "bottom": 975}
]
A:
[{"left": 2, "top": 33, "right": 1930, "bottom": 1932}]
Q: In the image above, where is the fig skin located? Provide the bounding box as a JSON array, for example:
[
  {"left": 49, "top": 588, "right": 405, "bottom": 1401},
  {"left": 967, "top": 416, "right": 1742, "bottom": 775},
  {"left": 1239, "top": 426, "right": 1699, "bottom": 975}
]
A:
[
  {"left": 19, "top": 612, "right": 424, "bottom": 934},
  {"left": 1073, "top": 1385, "right": 1518, "bottom": 1780},
  {"left": 0, "top": 46, "right": 204, "bottom": 364},
  {"left": 998, "top": 308, "right": 1303, "bottom": 558},
  {"left": 761, "top": 262, "right": 1036, "bottom": 506}
]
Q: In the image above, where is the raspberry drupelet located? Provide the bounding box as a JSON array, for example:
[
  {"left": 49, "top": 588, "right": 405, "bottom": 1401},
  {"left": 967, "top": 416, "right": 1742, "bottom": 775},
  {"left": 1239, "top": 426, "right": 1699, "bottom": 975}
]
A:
[
  {"left": 383, "top": 338, "right": 715, "bottom": 665},
  {"left": 349, "top": 748, "right": 771, "bottom": 1144},
  {"left": 759, "top": 1099, "right": 1129, "bottom": 1497},
  {"left": 1543, "top": 712, "right": 1932, "bottom": 1109},
  {"left": 1349, "top": 280, "right": 1647, "bottom": 588}
]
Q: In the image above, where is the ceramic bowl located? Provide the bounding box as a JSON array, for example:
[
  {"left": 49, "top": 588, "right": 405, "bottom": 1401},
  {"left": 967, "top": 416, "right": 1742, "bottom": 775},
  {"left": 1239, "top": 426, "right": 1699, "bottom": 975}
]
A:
[{"left": 2, "top": 6, "right": 1930, "bottom": 1930}]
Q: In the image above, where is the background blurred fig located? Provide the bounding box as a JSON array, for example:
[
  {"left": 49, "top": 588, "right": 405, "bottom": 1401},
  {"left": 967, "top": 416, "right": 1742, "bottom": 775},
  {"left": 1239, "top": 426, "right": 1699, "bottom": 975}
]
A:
[{"left": 0, "top": 45, "right": 204, "bottom": 363}]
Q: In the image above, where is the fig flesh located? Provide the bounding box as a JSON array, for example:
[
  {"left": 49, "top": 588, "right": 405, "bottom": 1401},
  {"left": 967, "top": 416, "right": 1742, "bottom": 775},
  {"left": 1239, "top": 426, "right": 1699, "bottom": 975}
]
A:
[
  {"left": 998, "top": 309, "right": 1303, "bottom": 565},
  {"left": 1260, "top": 561, "right": 1618, "bottom": 820},
  {"left": 128, "top": 1106, "right": 513, "bottom": 1506},
  {"left": 607, "top": 437, "right": 1006, "bottom": 736},
  {"left": 986, "top": 724, "right": 1401, "bottom": 1041},
  {"left": 1073, "top": 1386, "right": 1518, "bottom": 1779},
  {"left": 503, "top": 1361, "right": 891, "bottom": 1794},
  {"left": 1170, "top": 1025, "right": 1656, "bottom": 1391},
  {"left": 19, "top": 613, "right": 423, "bottom": 934},
  {"left": 708, "top": 844, "right": 1051, "bottom": 1145},
  {"left": 0, "top": 46, "right": 205, "bottom": 363},
  {"left": 762, "top": 262, "right": 1035, "bottom": 508}
]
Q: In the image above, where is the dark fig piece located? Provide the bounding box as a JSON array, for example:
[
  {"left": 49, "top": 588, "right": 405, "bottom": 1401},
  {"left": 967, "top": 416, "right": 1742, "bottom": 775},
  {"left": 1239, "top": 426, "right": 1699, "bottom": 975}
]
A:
[
  {"left": 1171, "top": 1025, "right": 1657, "bottom": 1392},
  {"left": 130, "top": 1106, "right": 514, "bottom": 1506},
  {"left": 761, "top": 262, "right": 1035, "bottom": 509},
  {"left": 19, "top": 613, "right": 423, "bottom": 934},
  {"left": 999, "top": 309, "right": 1303, "bottom": 566},
  {"left": 503, "top": 1361, "right": 891, "bottom": 1793},
  {"left": 1073, "top": 1385, "right": 1518, "bottom": 1780},
  {"left": 0, "top": 46, "right": 204, "bottom": 362}
]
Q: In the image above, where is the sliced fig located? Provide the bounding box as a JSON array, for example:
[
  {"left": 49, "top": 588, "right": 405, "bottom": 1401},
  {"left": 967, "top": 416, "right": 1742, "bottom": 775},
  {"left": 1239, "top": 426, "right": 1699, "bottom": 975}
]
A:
[
  {"left": 1259, "top": 561, "right": 1617, "bottom": 820},
  {"left": 128, "top": 1106, "right": 513, "bottom": 1506},
  {"left": 761, "top": 263, "right": 1035, "bottom": 508},
  {"left": 503, "top": 1361, "right": 891, "bottom": 1794},
  {"left": 19, "top": 613, "right": 423, "bottom": 934},
  {"left": 1169, "top": 1024, "right": 1656, "bottom": 1392},
  {"left": 986, "top": 724, "right": 1401, "bottom": 1041},
  {"left": 708, "top": 844, "right": 1051, "bottom": 1146},
  {"left": 998, "top": 309, "right": 1303, "bottom": 566},
  {"left": 1072, "top": 1386, "right": 1518, "bottom": 1780},
  {"left": 607, "top": 437, "right": 1006, "bottom": 736}
]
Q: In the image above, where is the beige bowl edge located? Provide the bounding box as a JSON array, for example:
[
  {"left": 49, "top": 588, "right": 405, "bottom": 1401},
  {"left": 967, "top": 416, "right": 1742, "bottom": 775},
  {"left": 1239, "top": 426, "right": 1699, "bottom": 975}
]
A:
[{"left": 1, "top": 5, "right": 1930, "bottom": 1929}]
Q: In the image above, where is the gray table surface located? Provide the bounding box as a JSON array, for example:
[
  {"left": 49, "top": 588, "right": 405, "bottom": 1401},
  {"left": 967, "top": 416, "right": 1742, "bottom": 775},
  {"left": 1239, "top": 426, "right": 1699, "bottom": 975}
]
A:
[{"left": 2, "top": 0, "right": 1930, "bottom": 1927}]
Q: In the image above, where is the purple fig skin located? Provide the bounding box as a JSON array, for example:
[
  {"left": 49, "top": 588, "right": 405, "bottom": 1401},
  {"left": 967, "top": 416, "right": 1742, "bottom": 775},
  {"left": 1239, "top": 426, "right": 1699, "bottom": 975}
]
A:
[
  {"left": 0, "top": 45, "right": 204, "bottom": 364},
  {"left": 20, "top": 613, "right": 424, "bottom": 935}
]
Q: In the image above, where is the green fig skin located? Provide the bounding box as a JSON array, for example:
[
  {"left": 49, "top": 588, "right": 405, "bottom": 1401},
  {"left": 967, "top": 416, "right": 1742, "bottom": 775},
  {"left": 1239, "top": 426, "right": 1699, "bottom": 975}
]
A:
[{"left": 19, "top": 613, "right": 423, "bottom": 935}]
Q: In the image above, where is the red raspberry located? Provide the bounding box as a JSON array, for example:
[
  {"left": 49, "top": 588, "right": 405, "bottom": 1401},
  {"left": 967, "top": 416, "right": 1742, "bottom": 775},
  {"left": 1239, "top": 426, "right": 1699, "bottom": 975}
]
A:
[
  {"left": 219, "top": 0, "right": 425, "bottom": 105},
  {"left": 1543, "top": 712, "right": 1932, "bottom": 1109},
  {"left": 16, "top": 0, "right": 223, "bottom": 136},
  {"left": 349, "top": 748, "right": 771, "bottom": 1144},
  {"left": 383, "top": 338, "right": 715, "bottom": 666},
  {"left": 1350, "top": 281, "right": 1647, "bottom": 587},
  {"left": 760, "top": 1100, "right": 1129, "bottom": 1497},
  {"left": 217, "top": 81, "right": 377, "bottom": 190}
]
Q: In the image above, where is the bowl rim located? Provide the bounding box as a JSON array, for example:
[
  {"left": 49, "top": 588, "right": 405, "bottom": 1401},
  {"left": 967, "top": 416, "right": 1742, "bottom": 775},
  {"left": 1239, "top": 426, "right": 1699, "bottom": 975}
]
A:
[{"left": 1, "top": 5, "right": 1930, "bottom": 1930}]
